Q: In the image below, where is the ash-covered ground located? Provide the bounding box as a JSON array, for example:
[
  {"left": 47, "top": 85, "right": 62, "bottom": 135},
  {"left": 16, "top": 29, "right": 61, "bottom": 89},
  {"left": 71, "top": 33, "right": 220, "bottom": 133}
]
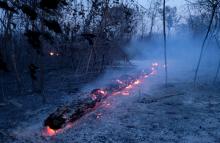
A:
[{"left": 1, "top": 60, "right": 220, "bottom": 143}]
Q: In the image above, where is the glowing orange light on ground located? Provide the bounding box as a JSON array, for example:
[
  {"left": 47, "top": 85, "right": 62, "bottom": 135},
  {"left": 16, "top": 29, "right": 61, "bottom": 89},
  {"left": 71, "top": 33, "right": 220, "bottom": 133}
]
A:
[
  {"left": 43, "top": 126, "right": 56, "bottom": 136},
  {"left": 134, "top": 80, "right": 141, "bottom": 85},
  {"left": 126, "top": 85, "right": 133, "bottom": 89},
  {"left": 122, "top": 91, "right": 130, "bottom": 96},
  {"left": 112, "top": 91, "right": 121, "bottom": 96},
  {"left": 99, "top": 90, "right": 105, "bottom": 95},
  {"left": 49, "top": 52, "right": 54, "bottom": 56},
  {"left": 42, "top": 62, "right": 159, "bottom": 137}
]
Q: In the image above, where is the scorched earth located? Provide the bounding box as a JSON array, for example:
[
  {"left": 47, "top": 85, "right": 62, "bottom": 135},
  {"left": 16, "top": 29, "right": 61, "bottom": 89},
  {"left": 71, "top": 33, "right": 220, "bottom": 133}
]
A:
[{"left": 2, "top": 61, "right": 220, "bottom": 143}]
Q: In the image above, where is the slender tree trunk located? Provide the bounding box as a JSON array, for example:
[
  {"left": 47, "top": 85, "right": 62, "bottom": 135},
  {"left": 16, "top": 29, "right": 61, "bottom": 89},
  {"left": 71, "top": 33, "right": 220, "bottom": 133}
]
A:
[
  {"left": 194, "top": 3, "right": 217, "bottom": 83},
  {"left": 86, "top": 48, "right": 93, "bottom": 73},
  {"left": 39, "top": 47, "right": 45, "bottom": 102},
  {"left": 11, "top": 43, "right": 23, "bottom": 94},
  {"left": 148, "top": 15, "right": 155, "bottom": 39},
  {"left": 39, "top": 10, "right": 46, "bottom": 103},
  {"left": 4, "top": 10, "right": 23, "bottom": 94},
  {"left": 163, "top": 0, "right": 168, "bottom": 86}
]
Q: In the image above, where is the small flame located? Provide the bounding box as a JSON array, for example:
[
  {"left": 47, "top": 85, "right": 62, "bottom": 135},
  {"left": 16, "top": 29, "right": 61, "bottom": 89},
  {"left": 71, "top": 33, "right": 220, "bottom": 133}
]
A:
[
  {"left": 134, "top": 80, "right": 141, "bottom": 85},
  {"left": 112, "top": 91, "right": 121, "bottom": 96},
  {"left": 49, "top": 52, "right": 54, "bottom": 56},
  {"left": 42, "top": 63, "right": 159, "bottom": 136},
  {"left": 43, "top": 126, "right": 56, "bottom": 136},
  {"left": 126, "top": 85, "right": 133, "bottom": 89},
  {"left": 122, "top": 91, "right": 130, "bottom": 96},
  {"left": 49, "top": 52, "right": 60, "bottom": 56},
  {"left": 99, "top": 90, "right": 105, "bottom": 95}
]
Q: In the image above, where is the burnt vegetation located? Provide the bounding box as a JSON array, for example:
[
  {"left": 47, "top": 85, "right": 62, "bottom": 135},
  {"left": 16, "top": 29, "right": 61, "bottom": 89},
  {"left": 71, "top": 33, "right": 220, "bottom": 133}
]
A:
[
  {"left": 0, "top": 0, "right": 219, "bottom": 97},
  {"left": 0, "top": 0, "right": 220, "bottom": 140},
  {"left": 0, "top": 0, "right": 138, "bottom": 101}
]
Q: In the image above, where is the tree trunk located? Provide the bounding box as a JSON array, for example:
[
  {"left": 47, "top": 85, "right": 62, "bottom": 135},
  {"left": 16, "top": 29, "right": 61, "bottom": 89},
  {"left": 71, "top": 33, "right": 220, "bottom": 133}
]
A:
[
  {"left": 163, "top": 0, "right": 168, "bottom": 86},
  {"left": 86, "top": 48, "right": 93, "bottom": 73},
  {"left": 39, "top": 50, "right": 46, "bottom": 103},
  {"left": 194, "top": 3, "right": 217, "bottom": 83}
]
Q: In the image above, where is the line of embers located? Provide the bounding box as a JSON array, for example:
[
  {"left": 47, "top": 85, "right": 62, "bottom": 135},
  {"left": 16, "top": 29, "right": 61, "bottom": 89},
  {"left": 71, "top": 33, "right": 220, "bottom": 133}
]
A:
[{"left": 43, "top": 68, "right": 154, "bottom": 136}]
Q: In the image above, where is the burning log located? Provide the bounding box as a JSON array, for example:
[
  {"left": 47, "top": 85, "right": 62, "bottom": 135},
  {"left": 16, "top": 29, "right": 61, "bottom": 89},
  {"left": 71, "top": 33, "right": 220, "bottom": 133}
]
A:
[
  {"left": 43, "top": 65, "right": 158, "bottom": 136},
  {"left": 44, "top": 89, "right": 107, "bottom": 131}
]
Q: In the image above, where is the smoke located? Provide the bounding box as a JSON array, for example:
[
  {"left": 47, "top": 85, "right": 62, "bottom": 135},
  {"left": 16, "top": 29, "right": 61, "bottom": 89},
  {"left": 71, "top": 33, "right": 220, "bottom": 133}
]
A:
[
  {"left": 81, "top": 27, "right": 220, "bottom": 94},
  {"left": 124, "top": 30, "right": 220, "bottom": 83}
]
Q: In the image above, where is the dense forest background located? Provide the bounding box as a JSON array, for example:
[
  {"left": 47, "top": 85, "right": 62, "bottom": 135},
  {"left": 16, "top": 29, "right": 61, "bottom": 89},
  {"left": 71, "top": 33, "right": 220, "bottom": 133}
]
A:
[{"left": 0, "top": 0, "right": 220, "bottom": 102}]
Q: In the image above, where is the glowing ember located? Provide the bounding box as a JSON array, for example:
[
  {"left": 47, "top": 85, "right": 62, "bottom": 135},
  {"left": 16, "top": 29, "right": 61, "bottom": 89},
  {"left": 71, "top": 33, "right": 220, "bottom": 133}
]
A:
[
  {"left": 99, "top": 90, "right": 106, "bottom": 95},
  {"left": 43, "top": 126, "right": 56, "bottom": 136},
  {"left": 134, "top": 80, "right": 141, "bottom": 85},
  {"left": 49, "top": 52, "right": 60, "bottom": 56},
  {"left": 112, "top": 91, "right": 121, "bottom": 96},
  {"left": 91, "top": 95, "right": 97, "bottom": 100},
  {"left": 122, "top": 91, "right": 130, "bottom": 96},
  {"left": 126, "top": 84, "right": 133, "bottom": 89},
  {"left": 49, "top": 52, "right": 54, "bottom": 56},
  {"left": 43, "top": 63, "right": 159, "bottom": 137},
  {"left": 91, "top": 89, "right": 107, "bottom": 100}
]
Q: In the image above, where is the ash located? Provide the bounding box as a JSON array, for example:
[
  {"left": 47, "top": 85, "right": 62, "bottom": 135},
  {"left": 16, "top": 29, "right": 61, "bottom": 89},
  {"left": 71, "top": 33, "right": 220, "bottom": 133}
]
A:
[{"left": 1, "top": 61, "right": 219, "bottom": 143}]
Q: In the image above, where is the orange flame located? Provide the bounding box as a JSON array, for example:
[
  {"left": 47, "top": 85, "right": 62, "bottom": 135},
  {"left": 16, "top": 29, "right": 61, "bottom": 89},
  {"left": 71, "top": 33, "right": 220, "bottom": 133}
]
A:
[
  {"left": 43, "top": 126, "right": 56, "bottom": 137},
  {"left": 126, "top": 84, "right": 133, "bottom": 89},
  {"left": 134, "top": 80, "right": 141, "bottom": 85},
  {"left": 42, "top": 63, "right": 159, "bottom": 137},
  {"left": 122, "top": 91, "right": 130, "bottom": 96}
]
